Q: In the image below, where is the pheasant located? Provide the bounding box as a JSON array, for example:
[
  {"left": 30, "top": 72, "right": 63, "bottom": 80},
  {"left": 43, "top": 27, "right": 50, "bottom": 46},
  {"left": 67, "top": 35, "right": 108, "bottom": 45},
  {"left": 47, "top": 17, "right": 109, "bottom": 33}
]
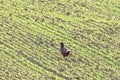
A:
[{"left": 60, "top": 42, "right": 71, "bottom": 59}]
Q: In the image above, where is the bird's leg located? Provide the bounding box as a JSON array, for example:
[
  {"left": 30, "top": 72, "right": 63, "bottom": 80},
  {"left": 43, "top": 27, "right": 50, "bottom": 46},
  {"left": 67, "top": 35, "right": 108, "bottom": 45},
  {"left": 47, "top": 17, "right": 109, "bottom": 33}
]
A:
[
  {"left": 65, "top": 57, "right": 68, "bottom": 61},
  {"left": 64, "top": 57, "right": 67, "bottom": 61},
  {"left": 63, "top": 57, "right": 65, "bottom": 61}
]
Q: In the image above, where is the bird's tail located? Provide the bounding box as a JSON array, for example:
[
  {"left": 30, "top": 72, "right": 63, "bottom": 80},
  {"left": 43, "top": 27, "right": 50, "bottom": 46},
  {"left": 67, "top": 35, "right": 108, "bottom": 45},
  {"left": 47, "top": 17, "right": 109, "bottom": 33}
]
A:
[
  {"left": 68, "top": 50, "right": 71, "bottom": 52},
  {"left": 65, "top": 50, "right": 71, "bottom": 53}
]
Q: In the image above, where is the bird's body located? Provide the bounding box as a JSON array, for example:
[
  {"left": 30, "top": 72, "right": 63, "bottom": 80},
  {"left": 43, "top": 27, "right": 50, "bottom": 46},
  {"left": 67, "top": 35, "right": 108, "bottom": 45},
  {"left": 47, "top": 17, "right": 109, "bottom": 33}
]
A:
[{"left": 60, "top": 42, "right": 71, "bottom": 58}]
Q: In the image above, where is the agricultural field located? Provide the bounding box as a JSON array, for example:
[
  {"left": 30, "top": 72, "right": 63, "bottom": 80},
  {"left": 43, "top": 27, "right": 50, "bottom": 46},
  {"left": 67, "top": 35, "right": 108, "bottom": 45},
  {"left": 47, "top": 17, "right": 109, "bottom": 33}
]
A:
[{"left": 0, "top": 0, "right": 120, "bottom": 80}]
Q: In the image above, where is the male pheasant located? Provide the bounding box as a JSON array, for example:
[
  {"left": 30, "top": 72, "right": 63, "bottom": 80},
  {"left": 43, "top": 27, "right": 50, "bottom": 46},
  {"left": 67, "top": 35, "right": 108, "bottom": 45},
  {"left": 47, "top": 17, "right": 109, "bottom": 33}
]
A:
[{"left": 60, "top": 42, "right": 71, "bottom": 59}]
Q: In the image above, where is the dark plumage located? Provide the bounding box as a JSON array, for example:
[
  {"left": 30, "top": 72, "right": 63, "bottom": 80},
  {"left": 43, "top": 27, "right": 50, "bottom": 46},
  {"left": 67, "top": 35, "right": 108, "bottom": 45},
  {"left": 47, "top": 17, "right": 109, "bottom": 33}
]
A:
[{"left": 60, "top": 42, "right": 71, "bottom": 59}]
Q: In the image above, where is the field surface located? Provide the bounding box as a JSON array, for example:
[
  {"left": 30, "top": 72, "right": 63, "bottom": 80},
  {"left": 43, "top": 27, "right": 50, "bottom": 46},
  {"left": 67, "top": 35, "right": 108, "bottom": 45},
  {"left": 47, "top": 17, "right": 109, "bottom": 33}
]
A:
[{"left": 0, "top": 0, "right": 120, "bottom": 80}]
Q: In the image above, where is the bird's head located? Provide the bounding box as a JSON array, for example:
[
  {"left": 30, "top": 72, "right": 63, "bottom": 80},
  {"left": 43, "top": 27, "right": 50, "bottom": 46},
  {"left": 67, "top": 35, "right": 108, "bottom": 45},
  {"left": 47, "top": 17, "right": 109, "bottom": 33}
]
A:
[
  {"left": 60, "top": 42, "right": 64, "bottom": 45},
  {"left": 60, "top": 42, "right": 64, "bottom": 48},
  {"left": 60, "top": 42, "right": 64, "bottom": 44}
]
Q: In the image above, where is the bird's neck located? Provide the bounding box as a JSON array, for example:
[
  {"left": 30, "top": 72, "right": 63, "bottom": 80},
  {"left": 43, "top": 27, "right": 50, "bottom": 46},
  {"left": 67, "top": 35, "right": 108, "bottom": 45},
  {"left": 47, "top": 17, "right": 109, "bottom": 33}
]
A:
[{"left": 61, "top": 44, "right": 64, "bottom": 48}]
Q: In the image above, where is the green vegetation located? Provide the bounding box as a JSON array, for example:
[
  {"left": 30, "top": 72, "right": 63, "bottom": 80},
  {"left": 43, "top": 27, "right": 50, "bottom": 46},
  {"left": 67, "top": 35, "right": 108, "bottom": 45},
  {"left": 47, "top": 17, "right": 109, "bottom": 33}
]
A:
[{"left": 0, "top": 0, "right": 120, "bottom": 79}]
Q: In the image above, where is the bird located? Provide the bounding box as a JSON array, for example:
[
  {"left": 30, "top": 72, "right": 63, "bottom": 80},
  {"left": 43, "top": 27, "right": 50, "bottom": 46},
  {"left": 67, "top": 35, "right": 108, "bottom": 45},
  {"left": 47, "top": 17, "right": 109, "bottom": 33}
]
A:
[{"left": 60, "top": 42, "right": 71, "bottom": 59}]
